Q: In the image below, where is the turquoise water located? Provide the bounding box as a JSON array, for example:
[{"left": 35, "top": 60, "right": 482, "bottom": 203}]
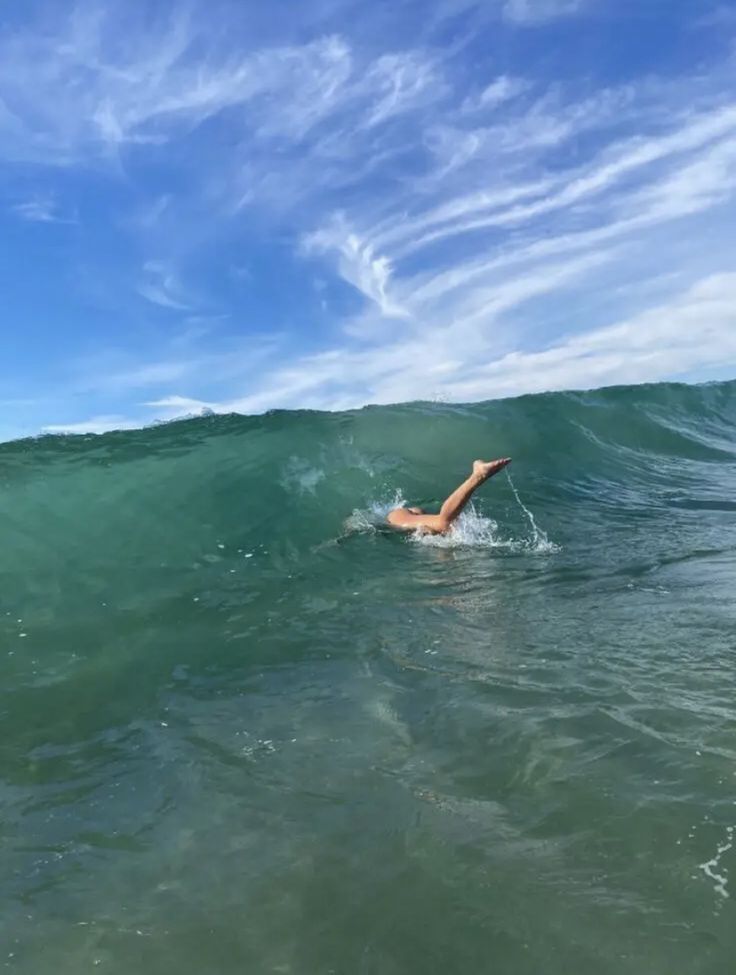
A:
[{"left": 2, "top": 380, "right": 735, "bottom": 973}]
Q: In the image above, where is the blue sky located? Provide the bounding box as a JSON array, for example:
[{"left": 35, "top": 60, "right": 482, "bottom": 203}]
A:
[{"left": 2, "top": 0, "right": 736, "bottom": 440}]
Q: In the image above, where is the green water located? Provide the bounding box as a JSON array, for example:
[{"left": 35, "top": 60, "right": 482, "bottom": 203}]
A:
[{"left": 2, "top": 381, "right": 735, "bottom": 973}]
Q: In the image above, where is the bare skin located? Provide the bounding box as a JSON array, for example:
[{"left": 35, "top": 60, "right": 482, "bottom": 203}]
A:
[{"left": 387, "top": 458, "right": 511, "bottom": 535}]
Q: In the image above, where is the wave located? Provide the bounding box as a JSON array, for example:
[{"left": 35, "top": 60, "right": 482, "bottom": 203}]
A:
[{"left": 0, "top": 380, "right": 733, "bottom": 581}]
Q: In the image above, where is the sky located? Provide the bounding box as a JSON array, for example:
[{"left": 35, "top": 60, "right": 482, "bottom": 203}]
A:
[{"left": 1, "top": 0, "right": 736, "bottom": 440}]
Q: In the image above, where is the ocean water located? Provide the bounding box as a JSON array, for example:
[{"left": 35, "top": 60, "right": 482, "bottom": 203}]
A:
[{"left": 1, "top": 380, "right": 735, "bottom": 974}]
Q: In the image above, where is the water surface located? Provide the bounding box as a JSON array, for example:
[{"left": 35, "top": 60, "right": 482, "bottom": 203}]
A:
[{"left": 2, "top": 381, "right": 735, "bottom": 973}]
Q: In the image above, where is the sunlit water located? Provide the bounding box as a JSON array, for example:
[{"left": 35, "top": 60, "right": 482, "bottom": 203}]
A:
[{"left": 1, "top": 381, "right": 735, "bottom": 974}]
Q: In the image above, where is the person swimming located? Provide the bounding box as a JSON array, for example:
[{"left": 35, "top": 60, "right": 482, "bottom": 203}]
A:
[{"left": 387, "top": 458, "right": 511, "bottom": 535}]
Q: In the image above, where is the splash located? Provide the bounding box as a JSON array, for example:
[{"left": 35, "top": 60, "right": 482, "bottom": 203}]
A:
[
  {"left": 505, "top": 470, "right": 560, "bottom": 553},
  {"left": 414, "top": 473, "right": 559, "bottom": 551},
  {"left": 409, "top": 505, "right": 505, "bottom": 549},
  {"left": 280, "top": 457, "right": 326, "bottom": 494},
  {"left": 343, "top": 491, "right": 406, "bottom": 533},
  {"left": 345, "top": 496, "right": 512, "bottom": 549},
  {"left": 346, "top": 479, "right": 560, "bottom": 552}
]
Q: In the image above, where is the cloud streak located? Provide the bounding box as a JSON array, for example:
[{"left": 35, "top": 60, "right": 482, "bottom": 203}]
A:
[
  {"left": 11, "top": 194, "right": 65, "bottom": 222},
  {"left": 0, "top": 0, "right": 735, "bottom": 439}
]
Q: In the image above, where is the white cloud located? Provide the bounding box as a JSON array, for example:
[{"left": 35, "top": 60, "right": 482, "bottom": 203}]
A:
[
  {"left": 462, "top": 75, "right": 530, "bottom": 113},
  {"left": 0, "top": 15, "right": 339, "bottom": 158},
  {"left": 63, "top": 331, "right": 285, "bottom": 410},
  {"left": 42, "top": 414, "right": 142, "bottom": 435},
  {"left": 98, "top": 359, "right": 195, "bottom": 391},
  {"left": 1, "top": 0, "right": 735, "bottom": 441},
  {"left": 10, "top": 193, "right": 72, "bottom": 222},
  {"left": 137, "top": 261, "right": 192, "bottom": 310},
  {"left": 360, "top": 52, "right": 445, "bottom": 128},
  {"left": 303, "top": 218, "right": 409, "bottom": 317},
  {"left": 144, "top": 395, "right": 214, "bottom": 411},
  {"left": 35, "top": 266, "right": 736, "bottom": 436},
  {"left": 0, "top": 10, "right": 446, "bottom": 171},
  {"left": 502, "top": 0, "right": 589, "bottom": 25},
  {"left": 149, "top": 271, "right": 736, "bottom": 416},
  {"left": 438, "top": 272, "right": 736, "bottom": 399},
  {"left": 379, "top": 103, "right": 736, "bottom": 260}
]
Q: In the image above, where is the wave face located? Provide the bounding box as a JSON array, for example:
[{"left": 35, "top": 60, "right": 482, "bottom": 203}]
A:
[{"left": 2, "top": 379, "right": 736, "bottom": 973}]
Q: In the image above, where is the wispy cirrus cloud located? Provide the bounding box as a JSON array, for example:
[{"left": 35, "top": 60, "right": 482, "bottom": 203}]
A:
[
  {"left": 461, "top": 75, "right": 530, "bottom": 113},
  {"left": 11, "top": 194, "right": 65, "bottom": 222},
  {"left": 137, "top": 261, "right": 193, "bottom": 311},
  {"left": 0, "top": 0, "right": 735, "bottom": 439},
  {"left": 502, "top": 0, "right": 590, "bottom": 25},
  {"left": 40, "top": 266, "right": 736, "bottom": 436},
  {"left": 0, "top": 10, "right": 445, "bottom": 167},
  {"left": 155, "top": 270, "right": 736, "bottom": 417},
  {"left": 42, "top": 414, "right": 143, "bottom": 435}
]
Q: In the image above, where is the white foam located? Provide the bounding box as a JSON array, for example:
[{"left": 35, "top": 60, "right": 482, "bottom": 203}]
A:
[
  {"left": 345, "top": 483, "right": 558, "bottom": 553},
  {"left": 412, "top": 503, "right": 558, "bottom": 552},
  {"left": 699, "top": 825, "right": 734, "bottom": 901},
  {"left": 410, "top": 506, "right": 504, "bottom": 549}
]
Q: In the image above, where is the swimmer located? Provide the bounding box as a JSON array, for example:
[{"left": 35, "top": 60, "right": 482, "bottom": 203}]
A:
[{"left": 387, "top": 458, "right": 511, "bottom": 535}]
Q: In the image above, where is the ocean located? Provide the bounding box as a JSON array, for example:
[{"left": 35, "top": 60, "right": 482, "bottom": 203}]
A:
[{"left": 2, "top": 379, "right": 735, "bottom": 973}]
